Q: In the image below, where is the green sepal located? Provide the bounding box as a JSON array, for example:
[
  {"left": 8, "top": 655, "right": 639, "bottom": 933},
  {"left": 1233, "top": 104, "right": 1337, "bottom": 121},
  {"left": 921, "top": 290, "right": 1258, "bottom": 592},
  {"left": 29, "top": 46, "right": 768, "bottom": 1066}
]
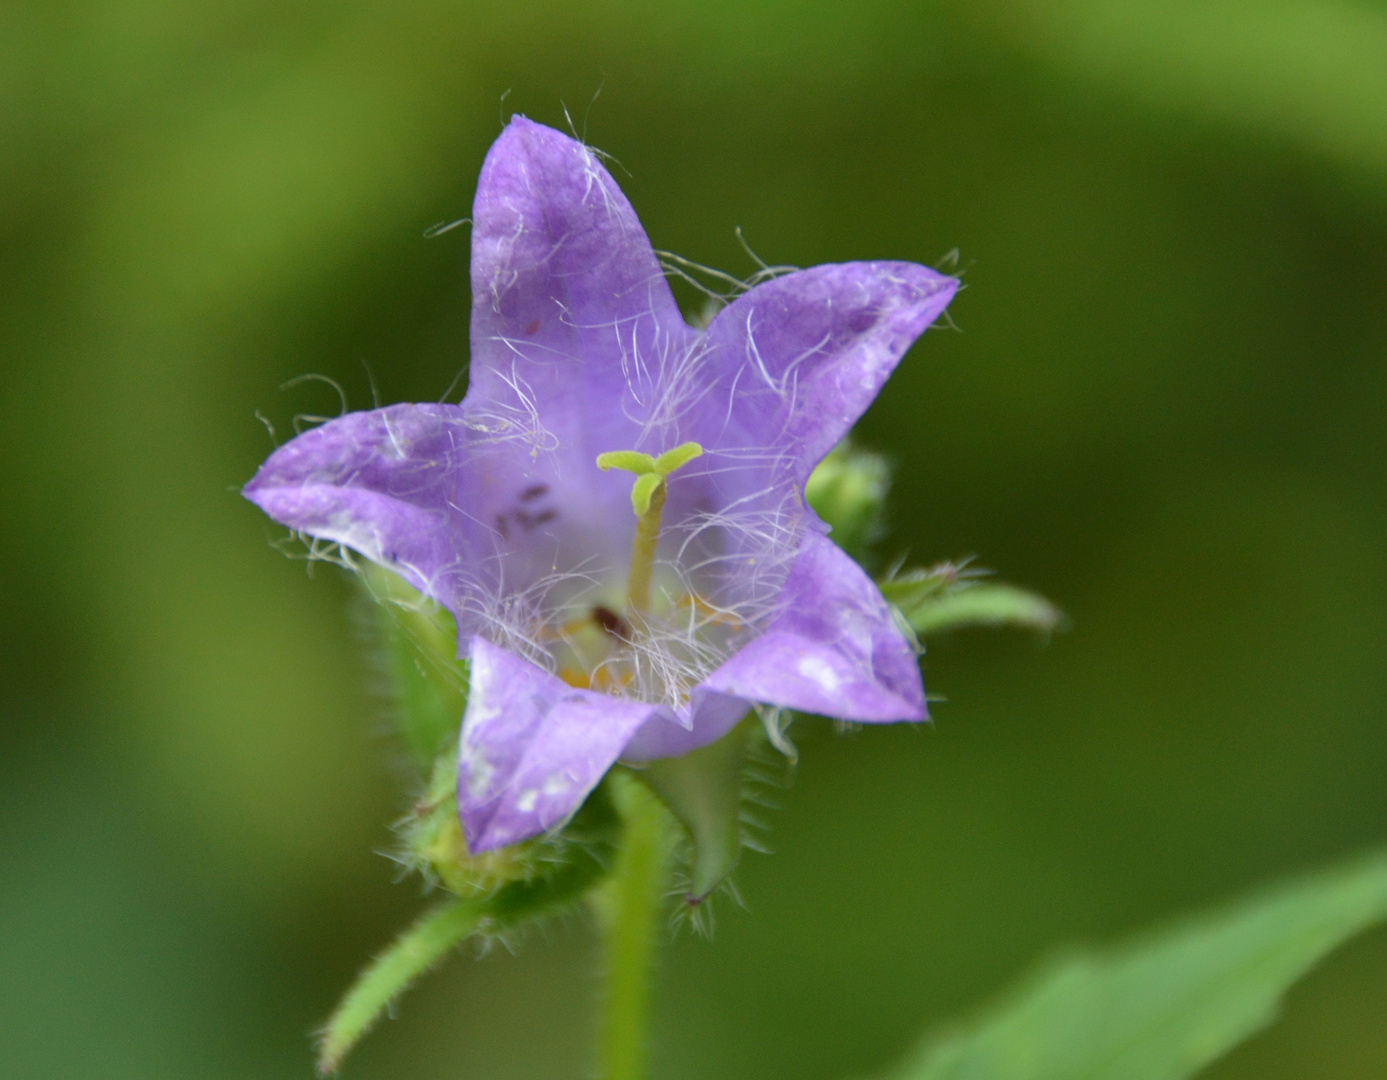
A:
[
  {"left": 906, "top": 582, "right": 1062, "bottom": 636},
  {"left": 360, "top": 563, "right": 469, "bottom": 766},
  {"left": 876, "top": 562, "right": 959, "bottom": 609},
  {"left": 479, "top": 827, "right": 616, "bottom": 918},
  {"left": 634, "top": 715, "right": 754, "bottom": 902},
  {"left": 805, "top": 440, "right": 890, "bottom": 564},
  {"left": 879, "top": 563, "right": 1062, "bottom": 639}
]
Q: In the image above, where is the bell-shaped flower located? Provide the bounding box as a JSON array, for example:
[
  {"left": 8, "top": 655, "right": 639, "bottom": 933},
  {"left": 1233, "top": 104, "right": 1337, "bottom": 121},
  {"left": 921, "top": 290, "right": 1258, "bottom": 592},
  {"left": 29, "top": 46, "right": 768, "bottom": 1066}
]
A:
[{"left": 244, "top": 117, "right": 958, "bottom": 853}]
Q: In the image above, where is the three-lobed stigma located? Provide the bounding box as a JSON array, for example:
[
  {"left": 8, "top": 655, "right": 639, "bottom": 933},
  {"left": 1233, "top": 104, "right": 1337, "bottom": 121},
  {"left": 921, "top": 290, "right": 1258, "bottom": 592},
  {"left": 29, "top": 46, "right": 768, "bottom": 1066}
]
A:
[{"left": 597, "top": 443, "right": 704, "bottom": 612}]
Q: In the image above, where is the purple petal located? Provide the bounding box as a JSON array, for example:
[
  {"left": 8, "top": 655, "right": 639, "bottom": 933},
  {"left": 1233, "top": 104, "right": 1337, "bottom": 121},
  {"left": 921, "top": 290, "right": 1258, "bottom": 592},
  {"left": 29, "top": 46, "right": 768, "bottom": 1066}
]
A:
[
  {"left": 701, "top": 534, "right": 926, "bottom": 722},
  {"left": 244, "top": 400, "right": 646, "bottom": 633},
  {"left": 242, "top": 404, "right": 483, "bottom": 610},
  {"left": 468, "top": 116, "right": 697, "bottom": 456},
  {"left": 458, "top": 637, "right": 659, "bottom": 852},
  {"left": 694, "top": 262, "right": 958, "bottom": 485},
  {"left": 461, "top": 117, "right": 717, "bottom": 585},
  {"left": 621, "top": 690, "right": 752, "bottom": 763}
]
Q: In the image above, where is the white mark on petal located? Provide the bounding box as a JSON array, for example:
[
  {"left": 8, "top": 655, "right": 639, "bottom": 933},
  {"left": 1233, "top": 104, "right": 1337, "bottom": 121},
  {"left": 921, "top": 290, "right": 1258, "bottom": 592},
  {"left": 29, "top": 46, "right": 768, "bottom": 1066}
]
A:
[
  {"left": 796, "top": 654, "right": 842, "bottom": 693},
  {"left": 542, "top": 774, "right": 571, "bottom": 797}
]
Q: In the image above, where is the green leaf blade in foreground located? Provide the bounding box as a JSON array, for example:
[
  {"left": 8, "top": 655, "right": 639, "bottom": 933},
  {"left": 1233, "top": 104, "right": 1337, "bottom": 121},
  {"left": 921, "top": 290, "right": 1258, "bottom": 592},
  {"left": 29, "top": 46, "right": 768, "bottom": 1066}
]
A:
[
  {"left": 316, "top": 899, "right": 480, "bottom": 1075},
  {"left": 889, "top": 848, "right": 1387, "bottom": 1080}
]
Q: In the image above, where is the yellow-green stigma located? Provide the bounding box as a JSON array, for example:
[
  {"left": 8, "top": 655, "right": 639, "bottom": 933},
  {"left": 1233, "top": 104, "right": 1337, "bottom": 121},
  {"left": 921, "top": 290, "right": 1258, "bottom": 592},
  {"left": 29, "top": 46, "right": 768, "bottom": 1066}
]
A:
[{"left": 596, "top": 442, "right": 704, "bottom": 615}]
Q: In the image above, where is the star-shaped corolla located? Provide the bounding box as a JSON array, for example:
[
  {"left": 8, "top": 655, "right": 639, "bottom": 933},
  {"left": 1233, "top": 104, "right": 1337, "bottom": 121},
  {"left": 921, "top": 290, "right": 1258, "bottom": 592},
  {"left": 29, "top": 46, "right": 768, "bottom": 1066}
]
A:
[{"left": 244, "top": 117, "right": 958, "bottom": 852}]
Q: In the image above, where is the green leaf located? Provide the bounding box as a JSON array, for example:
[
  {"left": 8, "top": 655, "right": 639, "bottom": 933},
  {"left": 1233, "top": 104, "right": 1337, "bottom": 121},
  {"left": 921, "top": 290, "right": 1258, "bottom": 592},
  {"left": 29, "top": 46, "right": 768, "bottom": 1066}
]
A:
[
  {"left": 886, "top": 848, "right": 1387, "bottom": 1080},
  {"left": 904, "top": 583, "right": 1062, "bottom": 637},
  {"left": 316, "top": 898, "right": 481, "bottom": 1075},
  {"left": 360, "top": 562, "right": 468, "bottom": 765},
  {"left": 635, "top": 716, "right": 754, "bottom": 901}
]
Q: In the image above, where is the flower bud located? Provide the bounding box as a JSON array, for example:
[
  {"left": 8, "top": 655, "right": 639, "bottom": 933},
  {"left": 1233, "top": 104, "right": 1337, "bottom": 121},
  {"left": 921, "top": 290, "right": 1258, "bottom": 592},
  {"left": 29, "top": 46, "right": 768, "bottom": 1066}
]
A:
[{"left": 805, "top": 440, "right": 891, "bottom": 565}]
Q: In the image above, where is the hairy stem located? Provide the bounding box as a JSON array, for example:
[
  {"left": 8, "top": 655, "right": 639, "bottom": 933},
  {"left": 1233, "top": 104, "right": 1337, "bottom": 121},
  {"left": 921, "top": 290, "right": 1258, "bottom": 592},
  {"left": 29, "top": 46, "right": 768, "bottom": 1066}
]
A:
[
  {"left": 317, "top": 898, "right": 479, "bottom": 1074},
  {"left": 598, "top": 773, "right": 675, "bottom": 1080}
]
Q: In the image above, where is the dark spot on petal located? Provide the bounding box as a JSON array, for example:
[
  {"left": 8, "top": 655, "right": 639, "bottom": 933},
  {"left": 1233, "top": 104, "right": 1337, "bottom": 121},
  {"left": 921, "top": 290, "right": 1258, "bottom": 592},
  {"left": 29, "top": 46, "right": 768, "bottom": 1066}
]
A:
[
  {"left": 513, "top": 507, "right": 559, "bottom": 531},
  {"left": 520, "top": 483, "right": 549, "bottom": 502},
  {"left": 592, "top": 605, "right": 630, "bottom": 641},
  {"left": 847, "top": 308, "right": 879, "bottom": 334},
  {"left": 524, "top": 319, "right": 540, "bottom": 335},
  {"left": 495, "top": 513, "right": 510, "bottom": 540}
]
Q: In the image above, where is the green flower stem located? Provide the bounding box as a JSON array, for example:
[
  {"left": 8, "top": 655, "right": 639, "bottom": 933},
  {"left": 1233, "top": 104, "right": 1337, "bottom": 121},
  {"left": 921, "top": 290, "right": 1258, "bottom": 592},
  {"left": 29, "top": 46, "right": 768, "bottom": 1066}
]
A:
[
  {"left": 316, "top": 898, "right": 479, "bottom": 1074},
  {"left": 598, "top": 773, "right": 676, "bottom": 1080}
]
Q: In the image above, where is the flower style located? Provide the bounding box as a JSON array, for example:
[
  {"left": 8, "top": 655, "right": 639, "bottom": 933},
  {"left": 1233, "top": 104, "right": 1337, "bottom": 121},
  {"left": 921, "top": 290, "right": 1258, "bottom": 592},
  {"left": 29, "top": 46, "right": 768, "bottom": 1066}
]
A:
[{"left": 243, "top": 117, "right": 958, "bottom": 853}]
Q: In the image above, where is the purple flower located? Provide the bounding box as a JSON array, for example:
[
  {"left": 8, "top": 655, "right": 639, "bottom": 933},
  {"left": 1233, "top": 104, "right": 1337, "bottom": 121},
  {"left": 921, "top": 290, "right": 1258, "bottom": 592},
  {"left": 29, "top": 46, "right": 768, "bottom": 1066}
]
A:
[{"left": 244, "top": 117, "right": 958, "bottom": 853}]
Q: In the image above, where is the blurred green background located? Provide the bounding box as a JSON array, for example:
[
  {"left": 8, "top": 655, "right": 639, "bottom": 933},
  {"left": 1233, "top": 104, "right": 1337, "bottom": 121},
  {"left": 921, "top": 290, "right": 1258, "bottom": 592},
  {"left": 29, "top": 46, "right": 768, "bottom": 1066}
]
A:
[{"left": 4, "top": 1, "right": 1387, "bottom": 1077}]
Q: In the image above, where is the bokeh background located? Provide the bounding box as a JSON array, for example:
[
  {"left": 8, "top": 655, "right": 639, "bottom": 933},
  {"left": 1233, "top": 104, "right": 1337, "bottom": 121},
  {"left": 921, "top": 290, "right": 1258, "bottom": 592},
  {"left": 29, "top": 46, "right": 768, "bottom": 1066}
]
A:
[{"left": 4, "top": 1, "right": 1387, "bottom": 1077}]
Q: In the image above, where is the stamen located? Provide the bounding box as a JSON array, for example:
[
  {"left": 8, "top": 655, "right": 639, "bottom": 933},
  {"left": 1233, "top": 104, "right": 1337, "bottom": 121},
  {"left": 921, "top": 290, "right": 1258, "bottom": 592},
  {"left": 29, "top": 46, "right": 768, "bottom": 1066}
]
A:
[
  {"left": 675, "top": 591, "right": 745, "bottom": 628},
  {"left": 591, "top": 604, "right": 631, "bottom": 641}
]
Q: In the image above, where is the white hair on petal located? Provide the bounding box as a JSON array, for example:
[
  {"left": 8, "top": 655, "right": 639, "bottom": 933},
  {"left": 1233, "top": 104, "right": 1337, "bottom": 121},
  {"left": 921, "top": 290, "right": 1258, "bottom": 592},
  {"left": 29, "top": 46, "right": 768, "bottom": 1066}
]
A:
[{"left": 463, "top": 352, "right": 560, "bottom": 454}]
